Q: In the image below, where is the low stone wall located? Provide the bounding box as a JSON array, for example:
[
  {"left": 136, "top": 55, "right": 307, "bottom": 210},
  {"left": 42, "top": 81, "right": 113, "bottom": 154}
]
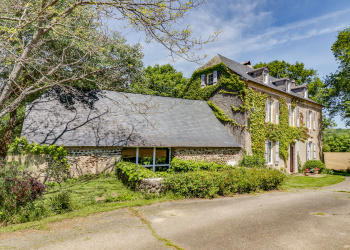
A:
[
  {"left": 138, "top": 178, "right": 164, "bottom": 194},
  {"left": 172, "top": 147, "right": 242, "bottom": 166}
]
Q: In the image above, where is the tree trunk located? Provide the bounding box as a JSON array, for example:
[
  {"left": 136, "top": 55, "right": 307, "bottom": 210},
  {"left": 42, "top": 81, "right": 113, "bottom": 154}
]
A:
[{"left": 0, "top": 109, "right": 17, "bottom": 158}]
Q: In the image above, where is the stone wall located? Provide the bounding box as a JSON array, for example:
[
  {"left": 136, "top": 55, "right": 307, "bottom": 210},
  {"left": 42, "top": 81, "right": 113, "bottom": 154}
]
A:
[
  {"left": 138, "top": 178, "right": 164, "bottom": 194},
  {"left": 65, "top": 147, "right": 122, "bottom": 177},
  {"left": 172, "top": 147, "right": 242, "bottom": 166},
  {"left": 209, "top": 89, "right": 251, "bottom": 153}
]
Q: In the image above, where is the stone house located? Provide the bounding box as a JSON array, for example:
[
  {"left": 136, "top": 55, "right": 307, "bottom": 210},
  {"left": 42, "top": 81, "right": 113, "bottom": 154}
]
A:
[
  {"left": 199, "top": 55, "right": 323, "bottom": 174},
  {"left": 20, "top": 54, "right": 322, "bottom": 175}
]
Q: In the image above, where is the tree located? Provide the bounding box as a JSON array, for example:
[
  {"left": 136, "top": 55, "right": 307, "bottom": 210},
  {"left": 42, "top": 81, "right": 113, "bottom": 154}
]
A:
[
  {"left": 322, "top": 27, "right": 350, "bottom": 127},
  {"left": 131, "top": 64, "right": 187, "bottom": 97},
  {"left": 253, "top": 60, "right": 323, "bottom": 100},
  {"left": 0, "top": 0, "right": 217, "bottom": 157}
]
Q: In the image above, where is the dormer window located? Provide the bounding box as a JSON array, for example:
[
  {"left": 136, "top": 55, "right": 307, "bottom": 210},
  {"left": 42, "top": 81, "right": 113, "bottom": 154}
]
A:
[
  {"left": 263, "top": 71, "right": 268, "bottom": 84},
  {"left": 287, "top": 81, "right": 291, "bottom": 92},
  {"left": 200, "top": 71, "right": 218, "bottom": 88}
]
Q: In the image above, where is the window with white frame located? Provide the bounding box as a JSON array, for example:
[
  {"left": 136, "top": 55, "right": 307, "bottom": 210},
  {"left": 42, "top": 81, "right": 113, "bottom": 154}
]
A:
[
  {"left": 265, "top": 140, "right": 273, "bottom": 164},
  {"left": 306, "top": 141, "right": 312, "bottom": 161},
  {"left": 207, "top": 73, "right": 214, "bottom": 86},
  {"left": 291, "top": 107, "right": 295, "bottom": 126},
  {"left": 122, "top": 147, "right": 171, "bottom": 172},
  {"left": 309, "top": 110, "right": 312, "bottom": 129},
  {"left": 267, "top": 100, "right": 273, "bottom": 122}
]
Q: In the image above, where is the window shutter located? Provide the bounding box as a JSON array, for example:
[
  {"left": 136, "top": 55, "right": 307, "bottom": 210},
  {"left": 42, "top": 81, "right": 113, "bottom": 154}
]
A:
[
  {"left": 313, "top": 142, "right": 316, "bottom": 160},
  {"left": 213, "top": 70, "right": 218, "bottom": 85},
  {"left": 265, "top": 98, "right": 269, "bottom": 122},
  {"left": 275, "top": 101, "right": 279, "bottom": 124},
  {"left": 288, "top": 104, "right": 292, "bottom": 126},
  {"left": 265, "top": 140, "right": 269, "bottom": 163},
  {"left": 296, "top": 107, "right": 300, "bottom": 127},
  {"left": 306, "top": 142, "right": 310, "bottom": 161},
  {"left": 201, "top": 74, "right": 205, "bottom": 88},
  {"left": 275, "top": 141, "right": 279, "bottom": 165},
  {"left": 306, "top": 110, "right": 309, "bottom": 129},
  {"left": 313, "top": 112, "right": 316, "bottom": 130}
]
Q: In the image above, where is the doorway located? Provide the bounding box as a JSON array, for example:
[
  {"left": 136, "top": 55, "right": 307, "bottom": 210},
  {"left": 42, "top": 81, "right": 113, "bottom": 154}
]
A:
[{"left": 290, "top": 144, "right": 295, "bottom": 173}]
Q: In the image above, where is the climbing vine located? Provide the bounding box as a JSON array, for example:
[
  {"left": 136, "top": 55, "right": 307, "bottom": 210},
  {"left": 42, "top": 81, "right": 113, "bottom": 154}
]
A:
[
  {"left": 207, "top": 101, "right": 241, "bottom": 127},
  {"left": 8, "top": 137, "right": 69, "bottom": 170},
  {"left": 181, "top": 61, "right": 310, "bottom": 164}
]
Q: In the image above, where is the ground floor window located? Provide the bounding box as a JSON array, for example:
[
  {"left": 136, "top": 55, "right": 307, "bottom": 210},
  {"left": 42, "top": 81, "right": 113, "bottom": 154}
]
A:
[
  {"left": 122, "top": 147, "right": 171, "bottom": 172},
  {"left": 265, "top": 140, "right": 273, "bottom": 164}
]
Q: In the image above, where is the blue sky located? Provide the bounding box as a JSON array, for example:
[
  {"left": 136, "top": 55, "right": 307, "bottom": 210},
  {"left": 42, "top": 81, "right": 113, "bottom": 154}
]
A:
[{"left": 118, "top": 0, "right": 350, "bottom": 128}]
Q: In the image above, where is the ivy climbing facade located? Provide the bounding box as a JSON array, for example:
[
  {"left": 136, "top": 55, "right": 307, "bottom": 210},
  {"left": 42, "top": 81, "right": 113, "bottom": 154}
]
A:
[{"left": 180, "top": 54, "right": 323, "bottom": 173}]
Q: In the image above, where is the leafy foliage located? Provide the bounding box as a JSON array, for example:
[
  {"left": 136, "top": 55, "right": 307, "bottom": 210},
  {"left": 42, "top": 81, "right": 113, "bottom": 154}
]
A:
[
  {"left": 49, "top": 190, "right": 73, "bottom": 214},
  {"left": 323, "top": 129, "right": 350, "bottom": 152},
  {"left": 169, "top": 158, "right": 235, "bottom": 173},
  {"left": 207, "top": 101, "right": 241, "bottom": 127},
  {"left": 163, "top": 168, "right": 286, "bottom": 198},
  {"left": 131, "top": 64, "right": 187, "bottom": 98},
  {"left": 302, "top": 160, "right": 326, "bottom": 173},
  {"left": 238, "top": 154, "right": 266, "bottom": 168},
  {"left": 115, "top": 161, "right": 166, "bottom": 189},
  {"left": 0, "top": 164, "right": 47, "bottom": 224},
  {"left": 323, "top": 27, "right": 350, "bottom": 126}
]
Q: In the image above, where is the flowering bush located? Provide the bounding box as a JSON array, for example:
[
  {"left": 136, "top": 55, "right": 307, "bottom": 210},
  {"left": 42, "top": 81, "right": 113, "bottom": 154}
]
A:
[
  {"left": 302, "top": 160, "right": 326, "bottom": 173},
  {"left": 0, "top": 164, "right": 47, "bottom": 223}
]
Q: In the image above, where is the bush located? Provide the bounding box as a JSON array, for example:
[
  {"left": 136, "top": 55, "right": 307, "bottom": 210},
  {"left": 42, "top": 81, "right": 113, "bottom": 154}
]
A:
[
  {"left": 302, "top": 160, "right": 326, "bottom": 173},
  {"left": 169, "top": 158, "right": 235, "bottom": 173},
  {"left": 49, "top": 190, "right": 73, "bottom": 214},
  {"left": 163, "top": 168, "right": 286, "bottom": 198},
  {"left": 115, "top": 161, "right": 166, "bottom": 189},
  {"left": 238, "top": 154, "right": 266, "bottom": 168},
  {"left": 0, "top": 164, "right": 47, "bottom": 223}
]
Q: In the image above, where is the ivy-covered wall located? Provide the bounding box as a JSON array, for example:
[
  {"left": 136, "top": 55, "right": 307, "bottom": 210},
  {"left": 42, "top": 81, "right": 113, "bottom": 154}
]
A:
[{"left": 180, "top": 62, "right": 310, "bottom": 165}]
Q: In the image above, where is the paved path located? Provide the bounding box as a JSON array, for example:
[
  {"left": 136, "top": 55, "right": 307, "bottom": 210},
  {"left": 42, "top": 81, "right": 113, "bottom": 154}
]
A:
[{"left": 1, "top": 177, "right": 349, "bottom": 250}]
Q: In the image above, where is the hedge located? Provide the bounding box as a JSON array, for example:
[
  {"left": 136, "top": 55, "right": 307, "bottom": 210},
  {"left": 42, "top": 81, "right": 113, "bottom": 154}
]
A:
[
  {"left": 169, "top": 158, "right": 236, "bottom": 173},
  {"left": 163, "top": 168, "right": 286, "bottom": 198}
]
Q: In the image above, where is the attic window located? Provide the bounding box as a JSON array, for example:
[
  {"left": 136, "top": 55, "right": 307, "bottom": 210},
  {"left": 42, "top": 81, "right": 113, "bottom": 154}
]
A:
[{"left": 263, "top": 71, "right": 268, "bottom": 84}]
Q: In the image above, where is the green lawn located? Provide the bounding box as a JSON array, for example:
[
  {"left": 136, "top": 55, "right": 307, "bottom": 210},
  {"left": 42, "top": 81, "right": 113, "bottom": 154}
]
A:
[
  {"left": 281, "top": 174, "right": 345, "bottom": 189},
  {"left": 0, "top": 174, "right": 181, "bottom": 234}
]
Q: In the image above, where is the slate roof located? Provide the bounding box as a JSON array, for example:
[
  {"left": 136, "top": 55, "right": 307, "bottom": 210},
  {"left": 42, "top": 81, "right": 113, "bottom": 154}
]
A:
[
  {"left": 21, "top": 91, "right": 241, "bottom": 148},
  {"left": 202, "top": 54, "right": 321, "bottom": 105}
]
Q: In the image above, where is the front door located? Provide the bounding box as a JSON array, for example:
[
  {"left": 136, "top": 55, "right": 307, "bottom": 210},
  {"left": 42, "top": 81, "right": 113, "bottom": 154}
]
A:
[{"left": 290, "top": 144, "right": 294, "bottom": 173}]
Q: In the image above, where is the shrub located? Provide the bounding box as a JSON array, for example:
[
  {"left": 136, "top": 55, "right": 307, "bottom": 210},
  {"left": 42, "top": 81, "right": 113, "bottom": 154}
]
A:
[
  {"left": 169, "top": 158, "right": 235, "bottom": 173},
  {"left": 163, "top": 168, "right": 286, "bottom": 198},
  {"left": 238, "top": 154, "right": 266, "bottom": 168},
  {"left": 115, "top": 161, "right": 166, "bottom": 189},
  {"left": 0, "top": 164, "right": 47, "bottom": 223},
  {"left": 302, "top": 160, "right": 326, "bottom": 173},
  {"left": 49, "top": 190, "right": 73, "bottom": 214}
]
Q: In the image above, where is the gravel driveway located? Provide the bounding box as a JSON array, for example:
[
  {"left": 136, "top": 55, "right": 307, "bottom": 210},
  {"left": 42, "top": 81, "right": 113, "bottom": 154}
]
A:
[{"left": 1, "top": 177, "right": 349, "bottom": 250}]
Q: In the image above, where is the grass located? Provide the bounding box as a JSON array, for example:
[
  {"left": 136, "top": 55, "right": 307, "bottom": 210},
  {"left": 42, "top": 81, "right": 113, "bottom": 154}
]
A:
[
  {"left": 0, "top": 174, "right": 182, "bottom": 234},
  {"left": 281, "top": 174, "right": 345, "bottom": 189}
]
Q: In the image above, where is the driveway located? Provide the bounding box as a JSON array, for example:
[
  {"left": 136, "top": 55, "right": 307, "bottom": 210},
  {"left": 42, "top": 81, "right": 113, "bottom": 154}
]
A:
[{"left": 1, "top": 177, "right": 349, "bottom": 250}]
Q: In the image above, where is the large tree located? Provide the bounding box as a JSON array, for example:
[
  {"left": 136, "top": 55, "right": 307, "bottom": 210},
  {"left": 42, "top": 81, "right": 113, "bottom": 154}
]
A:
[
  {"left": 322, "top": 27, "right": 350, "bottom": 127},
  {"left": 0, "top": 0, "right": 217, "bottom": 156},
  {"left": 131, "top": 64, "right": 187, "bottom": 97}
]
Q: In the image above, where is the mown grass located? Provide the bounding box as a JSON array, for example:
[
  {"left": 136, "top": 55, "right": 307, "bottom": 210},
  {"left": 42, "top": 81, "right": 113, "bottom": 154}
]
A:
[
  {"left": 0, "top": 174, "right": 181, "bottom": 234},
  {"left": 281, "top": 174, "right": 345, "bottom": 189}
]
